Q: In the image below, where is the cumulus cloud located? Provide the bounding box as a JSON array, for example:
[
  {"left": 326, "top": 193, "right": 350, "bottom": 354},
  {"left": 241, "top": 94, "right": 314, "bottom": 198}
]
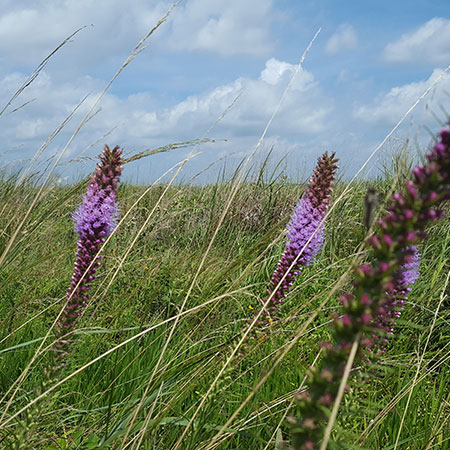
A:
[
  {"left": 325, "top": 24, "right": 358, "bottom": 55},
  {"left": 0, "top": 57, "right": 331, "bottom": 172},
  {"left": 120, "top": 57, "right": 328, "bottom": 139},
  {"left": 383, "top": 18, "right": 450, "bottom": 66},
  {"left": 353, "top": 69, "right": 450, "bottom": 126},
  {"left": 260, "top": 58, "right": 315, "bottom": 90},
  {"left": 167, "top": 0, "right": 274, "bottom": 56},
  {"left": 0, "top": 0, "right": 275, "bottom": 71},
  {"left": 0, "top": 0, "right": 167, "bottom": 68}
]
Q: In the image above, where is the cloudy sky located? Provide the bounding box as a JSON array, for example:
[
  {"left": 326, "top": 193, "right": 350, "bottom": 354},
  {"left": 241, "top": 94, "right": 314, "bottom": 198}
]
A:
[{"left": 1, "top": 0, "right": 450, "bottom": 183}]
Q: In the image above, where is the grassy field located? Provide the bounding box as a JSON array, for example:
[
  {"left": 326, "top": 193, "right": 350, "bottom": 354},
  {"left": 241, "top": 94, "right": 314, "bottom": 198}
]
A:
[{"left": 0, "top": 152, "right": 449, "bottom": 449}]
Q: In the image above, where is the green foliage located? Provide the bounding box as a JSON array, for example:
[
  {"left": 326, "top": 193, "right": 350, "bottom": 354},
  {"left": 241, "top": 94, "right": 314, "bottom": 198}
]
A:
[{"left": 0, "top": 168, "right": 449, "bottom": 449}]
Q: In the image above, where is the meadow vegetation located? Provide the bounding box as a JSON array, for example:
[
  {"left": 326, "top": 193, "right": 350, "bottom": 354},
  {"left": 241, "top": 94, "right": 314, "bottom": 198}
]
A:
[
  {"left": 1, "top": 8, "right": 449, "bottom": 448},
  {"left": 0, "top": 146, "right": 449, "bottom": 448}
]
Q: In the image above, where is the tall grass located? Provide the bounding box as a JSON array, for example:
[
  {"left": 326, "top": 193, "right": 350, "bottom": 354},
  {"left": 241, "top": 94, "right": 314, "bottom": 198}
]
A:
[
  {"left": 0, "top": 153, "right": 449, "bottom": 448},
  {"left": 0, "top": 7, "right": 449, "bottom": 448}
]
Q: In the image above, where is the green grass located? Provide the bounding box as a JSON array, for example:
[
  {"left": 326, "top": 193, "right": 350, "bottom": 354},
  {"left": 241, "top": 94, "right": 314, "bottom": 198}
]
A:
[{"left": 0, "top": 162, "right": 449, "bottom": 449}]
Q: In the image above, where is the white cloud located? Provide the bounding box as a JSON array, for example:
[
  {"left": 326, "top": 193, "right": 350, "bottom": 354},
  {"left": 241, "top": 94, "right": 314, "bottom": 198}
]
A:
[
  {"left": 261, "top": 59, "right": 295, "bottom": 85},
  {"left": 383, "top": 18, "right": 450, "bottom": 66},
  {"left": 325, "top": 24, "right": 358, "bottom": 55},
  {"left": 0, "top": 0, "right": 167, "bottom": 68},
  {"left": 0, "top": 57, "right": 331, "bottom": 171},
  {"left": 0, "top": 0, "right": 274, "bottom": 72},
  {"left": 353, "top": 69, "right": 450, "bottom": 126},
  {"left": 4, "top": 59, "right": 447, "bottom": 183},
  {"left": 167, "top": 0, "right": 274, "bottom": 56},
  {"left": 132, "top": 58, "right": 328, "bottom": 138},
  {"left": 260, "top": 58, "right": 315, "bottom": 91}
]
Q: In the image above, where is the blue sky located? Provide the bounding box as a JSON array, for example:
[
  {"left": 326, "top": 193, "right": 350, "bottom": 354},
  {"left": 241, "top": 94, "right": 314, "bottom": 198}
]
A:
[{"left": 1, "top": 0, "right": 450, "bottom": 183}]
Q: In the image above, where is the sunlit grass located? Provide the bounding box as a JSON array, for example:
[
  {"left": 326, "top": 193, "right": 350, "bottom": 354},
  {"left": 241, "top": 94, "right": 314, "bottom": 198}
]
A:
[
  {"left": 0, "top": 161, "right": 448, "bottom": 448},
  {"left": 0, "top": 5, "right": 449, "bottom": 447}
]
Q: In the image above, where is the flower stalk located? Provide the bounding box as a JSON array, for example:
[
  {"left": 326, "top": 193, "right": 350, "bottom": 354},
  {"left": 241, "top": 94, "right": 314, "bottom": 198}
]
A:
[
  {"left": 290, "top": 122, "right": 450, "bottom": 449},
  {"left": 52, "top": 145, "right": 123, "bottom": 370},
  {"left": 8, "top": 146, "right": 123, "bottom": 449},
  {"left": 257, "top": 151, "right": 339, "bottom": 328}
]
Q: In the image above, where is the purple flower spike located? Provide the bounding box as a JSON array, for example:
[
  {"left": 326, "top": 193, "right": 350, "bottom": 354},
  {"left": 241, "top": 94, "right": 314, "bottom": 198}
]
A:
[
  {"left": 286, "top": 197, "right": 325, "bottom": 265},
  {"left": 291, "top": 121, "right": 450, "bottom": 448},
  {"left": 254, "top": 152, "right": 339, "bottom": 331},
  {"left": 266, "top": 152, "right": 338, "bottom": 317},
  {"left": 53, "top": 145, "right": 123, "bottom": 368}
]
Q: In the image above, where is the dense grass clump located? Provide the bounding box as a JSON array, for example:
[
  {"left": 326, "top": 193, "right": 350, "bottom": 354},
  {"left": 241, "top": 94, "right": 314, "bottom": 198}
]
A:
[{"left": 0, "top": 147, "right": 449, "bottom": 449}]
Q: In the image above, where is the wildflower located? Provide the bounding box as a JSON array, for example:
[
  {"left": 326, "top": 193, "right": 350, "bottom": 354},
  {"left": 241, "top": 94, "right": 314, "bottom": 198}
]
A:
[
  {"left": 243, "top": 152, "right": 338, "bottom": 355},
  {"left": 9, "top": 146, "right": 123, "bottom": 449},
  {"left": 53, "top": 145, "right": 123, "bottom": 369},
  {"left": 291, "top": 122, "right": 450, "bottom": 448},
  {"left": 261, "top": 151, "right": 339, "bottom": 322}
]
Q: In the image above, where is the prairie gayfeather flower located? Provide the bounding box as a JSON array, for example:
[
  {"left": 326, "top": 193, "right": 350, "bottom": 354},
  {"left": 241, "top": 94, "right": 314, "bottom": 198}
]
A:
[
  {"left": 262, "top": 151, "right": 339, "bottom": 320},
  {"left": 9, "top": 146, "right": 124, "bottom": 450},
  {"left": 53, "top": 145, "right": 123, "bottom": 366},
  {"left": 290, "top": 122, "right": 450, "bottom": 449}
]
